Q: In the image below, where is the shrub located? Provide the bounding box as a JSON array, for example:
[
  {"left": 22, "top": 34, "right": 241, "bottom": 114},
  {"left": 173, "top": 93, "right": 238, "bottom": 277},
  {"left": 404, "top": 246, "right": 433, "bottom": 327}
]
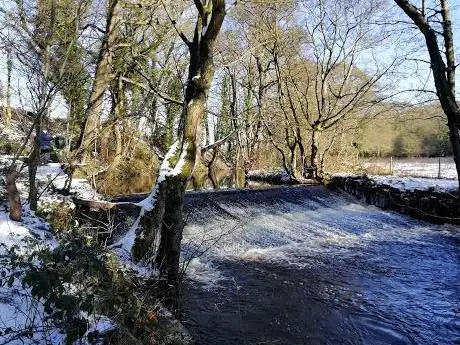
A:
[
  {"left": 36, "top": 200, "right": 76, "bottom": 233},
  {"left": 1, "top": 233, "right": 169, "bottom": 345}
]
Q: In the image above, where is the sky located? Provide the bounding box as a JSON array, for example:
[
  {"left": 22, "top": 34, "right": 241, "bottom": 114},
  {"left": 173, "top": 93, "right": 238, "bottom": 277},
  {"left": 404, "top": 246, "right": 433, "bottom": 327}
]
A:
[{"left": 0, "top": 0, "right": 459, "bottom": 118}]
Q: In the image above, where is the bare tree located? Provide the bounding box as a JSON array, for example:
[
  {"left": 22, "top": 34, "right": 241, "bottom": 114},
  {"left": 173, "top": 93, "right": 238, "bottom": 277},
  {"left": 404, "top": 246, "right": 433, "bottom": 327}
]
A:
[
  {"left": 289, "top": 0, "right": 399, "bottom": 179},
  {"left": 393, "top": 0, "right": 460, "bottom": 189},
  {"left": 0, "top": 0, "right": 89, "bottom": 210}
]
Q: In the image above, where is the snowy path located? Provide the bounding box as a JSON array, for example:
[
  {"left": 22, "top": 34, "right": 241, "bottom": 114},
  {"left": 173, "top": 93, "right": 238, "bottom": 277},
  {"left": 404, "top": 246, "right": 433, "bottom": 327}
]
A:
[{"left": 1, "top": 157, "right": 101, "bottom": 206}]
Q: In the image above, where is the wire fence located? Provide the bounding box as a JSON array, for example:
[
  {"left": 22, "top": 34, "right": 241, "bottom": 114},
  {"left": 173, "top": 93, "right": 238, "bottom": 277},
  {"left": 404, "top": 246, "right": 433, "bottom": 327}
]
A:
[{"left": 362, "top": 157, "right": 457, "bottom": 180}]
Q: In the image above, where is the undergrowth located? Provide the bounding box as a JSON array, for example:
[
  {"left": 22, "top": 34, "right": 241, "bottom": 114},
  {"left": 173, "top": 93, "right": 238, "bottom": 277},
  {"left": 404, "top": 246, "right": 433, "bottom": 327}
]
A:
[{"left": 0, "top": 232, "right": 170, "bottom": 345}]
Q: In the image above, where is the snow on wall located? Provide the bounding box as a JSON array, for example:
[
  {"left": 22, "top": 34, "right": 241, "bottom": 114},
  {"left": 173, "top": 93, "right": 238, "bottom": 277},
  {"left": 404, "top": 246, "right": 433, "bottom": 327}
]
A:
[{"left": 334, "top": 173, "right": 458, "bottom": 192}]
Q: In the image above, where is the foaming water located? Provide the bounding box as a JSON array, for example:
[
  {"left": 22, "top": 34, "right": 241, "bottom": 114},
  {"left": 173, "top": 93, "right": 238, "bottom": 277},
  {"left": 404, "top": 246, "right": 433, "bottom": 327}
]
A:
[{"left": 180, "top": 186, "right": 460, "bottom": 345}]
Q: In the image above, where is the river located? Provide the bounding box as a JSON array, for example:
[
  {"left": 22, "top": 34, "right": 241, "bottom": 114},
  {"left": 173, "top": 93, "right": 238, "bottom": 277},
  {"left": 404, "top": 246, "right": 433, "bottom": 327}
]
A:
[{"left": 179, "top": 186, "right": 460, "bottom": 345}]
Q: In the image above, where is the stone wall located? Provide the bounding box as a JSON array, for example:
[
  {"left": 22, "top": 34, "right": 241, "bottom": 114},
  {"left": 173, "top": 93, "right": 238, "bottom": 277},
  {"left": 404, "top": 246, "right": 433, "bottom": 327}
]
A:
[{"left": 330, "top": 175, "right": 460, "bottom": 225}]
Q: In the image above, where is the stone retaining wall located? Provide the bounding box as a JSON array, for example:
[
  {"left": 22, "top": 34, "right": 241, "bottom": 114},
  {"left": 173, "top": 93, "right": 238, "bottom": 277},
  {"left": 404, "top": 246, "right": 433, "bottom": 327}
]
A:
[{"left": 330, "top": 175, "right": 460, "bottom": 225}]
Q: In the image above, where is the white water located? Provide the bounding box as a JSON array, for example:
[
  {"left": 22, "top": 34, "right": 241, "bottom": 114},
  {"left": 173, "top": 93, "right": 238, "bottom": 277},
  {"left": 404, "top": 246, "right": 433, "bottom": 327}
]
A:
[{"left": 180, "top": 187, "right": 460, "bottom": 345}]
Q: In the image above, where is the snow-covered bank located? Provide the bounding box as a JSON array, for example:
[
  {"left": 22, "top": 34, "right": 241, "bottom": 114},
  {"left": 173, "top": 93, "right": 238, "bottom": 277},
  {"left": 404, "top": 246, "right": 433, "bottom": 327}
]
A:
[
  {"left": 361, "top": 157, "right": 458, "bottom": 180},
  {"left": 1, "top": 158, "right": 101, "bottom": 212},
  {"left": 0, "top": 210, "right": 62, "bottom": 344},
  {"left": 334, "top": 173, "right": 458, "bottom": 193},
  {"left": 35, "top": 163, "right": 102, "bottom": 200}
]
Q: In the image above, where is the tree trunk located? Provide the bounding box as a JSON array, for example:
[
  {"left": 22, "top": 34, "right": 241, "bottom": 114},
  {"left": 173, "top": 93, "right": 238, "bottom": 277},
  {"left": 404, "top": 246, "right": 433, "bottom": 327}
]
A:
[
  {"left": 5, "top": 45, "right": 12, "bottom": 127},
  {"left": 204, "top": 149, "right": 218, "bottom": 188},
  {"left": 309, "top": 127, "right": 320, "bottom": 179},
  {"left": 28, "top": 121, "right": 41, "bottom": 211},
  {"left": 133, "top": 0, "right": 226, "bottom": 285},
  {"left": 291, "top": 147, "right": 297, "bottom": 175},
  {"left": 113, "top": 75, "right": 124, "bottom": 158},
  {"left": 29, "top": 24, "right": 53, "bottom": 211},
  {"left": 6, "top": 169, "right": 21, "bottom": 221},
  {"left": 76, "top": 0, "right": 119, "bottom": 161},
  {"left": 447, "top": 121, "right": 460, "bottom": 188},
  {"left": 299, "top": 141, "right": 306, "bottom": 177},
  {"left": 423, "top": 28, "right": 460, "bottom": 190}
]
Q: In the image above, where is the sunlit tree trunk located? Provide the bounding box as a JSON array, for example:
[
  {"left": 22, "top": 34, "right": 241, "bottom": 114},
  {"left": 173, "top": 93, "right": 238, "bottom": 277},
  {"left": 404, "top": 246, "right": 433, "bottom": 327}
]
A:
[
  {"left": 309, "top": 125, "right": 321, "bottom": 179},
  {"left": 76, "top": 0, "right": 119, "bottom": 161},
  {"left": 133, "top": 0, "right": 226, "bottom": 285},
  {"left": 29, "top": 0, "right": 56, "bottom": 211}
]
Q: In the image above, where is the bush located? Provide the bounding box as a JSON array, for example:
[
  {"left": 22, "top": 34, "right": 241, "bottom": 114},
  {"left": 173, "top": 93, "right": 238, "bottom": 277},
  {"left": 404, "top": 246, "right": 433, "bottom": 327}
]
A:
[
  {"left": 1, "top": 233, "right": 170, "bottom": 345},
  {"left": 36, "top": 200, "right": 76, "bottom": 234},
  {"left": 0, "top": 138, "right": 22, "bottom": 155}
]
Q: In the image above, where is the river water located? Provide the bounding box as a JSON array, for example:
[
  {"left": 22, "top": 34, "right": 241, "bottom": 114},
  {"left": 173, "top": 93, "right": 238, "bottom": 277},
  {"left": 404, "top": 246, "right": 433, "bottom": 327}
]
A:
[{"left": 179, "top": 186, "right": 460, "bottom": 345}]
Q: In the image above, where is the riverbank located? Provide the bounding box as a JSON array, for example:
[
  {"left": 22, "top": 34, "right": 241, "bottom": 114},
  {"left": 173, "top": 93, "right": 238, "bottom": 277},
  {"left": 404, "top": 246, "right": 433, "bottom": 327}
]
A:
[{"left": 330, "top": 174, "right": 460, "bottom": 224}]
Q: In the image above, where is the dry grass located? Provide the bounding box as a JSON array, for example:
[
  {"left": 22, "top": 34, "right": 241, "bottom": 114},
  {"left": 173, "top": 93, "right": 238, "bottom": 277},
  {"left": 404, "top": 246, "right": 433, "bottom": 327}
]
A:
[{"left": 95, "top": 141, "right": 158, "bottom": 196}]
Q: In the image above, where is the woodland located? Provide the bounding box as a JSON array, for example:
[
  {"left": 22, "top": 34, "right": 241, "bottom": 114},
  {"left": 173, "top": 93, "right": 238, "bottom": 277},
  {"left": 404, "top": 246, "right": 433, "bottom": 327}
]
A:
[{"left": 0, "top": 0, "right": 459, "bottom": 343}]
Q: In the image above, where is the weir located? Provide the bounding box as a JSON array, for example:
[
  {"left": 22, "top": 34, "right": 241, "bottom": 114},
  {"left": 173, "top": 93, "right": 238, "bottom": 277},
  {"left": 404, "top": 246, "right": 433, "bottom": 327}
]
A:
[{"left": 178, "top": 185, "right": 459, "bottom": 345}]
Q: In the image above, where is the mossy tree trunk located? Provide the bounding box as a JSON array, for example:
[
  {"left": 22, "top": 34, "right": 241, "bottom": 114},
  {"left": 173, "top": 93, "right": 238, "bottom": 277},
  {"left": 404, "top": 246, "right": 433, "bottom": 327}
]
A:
[
  {"left": 76, "top": 0, "right": 119, "bottom": 162},
  {"left": 133, "top": 0, "right": 226, "bottom": 285}
]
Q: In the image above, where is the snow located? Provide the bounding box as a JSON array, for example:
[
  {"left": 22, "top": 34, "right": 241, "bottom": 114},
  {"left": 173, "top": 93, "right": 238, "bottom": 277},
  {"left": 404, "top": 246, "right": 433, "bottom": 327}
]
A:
[
  {"left": 0, "top": 211, "right": 63, "bottom": 345},
  {"left": 0, "top": 156, "right": 102, "bottom": 205},
  {"left": 0, "top": 212, "right": 31, "bottom": 247},
  {"left": 368, "top": 175, "right": 458, "bottom": 192},
  {"left": 114, "top": 141, "right": 188, "bottom": 258},
  {"left": 202, "top": 25, "right": 208, "bottom": 36},
  {"left": 169, "top": 143, "right": 188, "bottom": 176},
  {"left": 0, "top": 158, "right": 109, "bottom": 344},
  {"left": 35, "top": 163, "right": 101, "bottom": 200},
  {"left": 334, "top": 173, "right": 458, "bottom": 192},
  {"left": 114, "top": 207, "right": 145, "bottom": 253},
  {"left": 82, "top": 314, "right": 116, "bottom": 338},
  {"left": 362, "top": 157, "right": 458, "bottom": 180},
  {"left": 157, "top": 141, "right": 180, "bottom": 184},
  {"left": 0, "top": 159, "right": 102, "bottom": 215},
  {"left": 0, "top": 210, "right": 116, "bottom": 344},
  {"left": 0, "top": 121, "right": 27, "bottom": 143}
]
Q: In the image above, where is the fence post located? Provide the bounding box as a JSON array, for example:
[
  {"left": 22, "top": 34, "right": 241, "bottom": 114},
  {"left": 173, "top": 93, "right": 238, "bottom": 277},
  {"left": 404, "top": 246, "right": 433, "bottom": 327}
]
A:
[
  {"left": 437, "top": 157, "right": 441, "bottom": 179},
  {"left": 390, "top": 156, "right": 394, "bottom": 175}
]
